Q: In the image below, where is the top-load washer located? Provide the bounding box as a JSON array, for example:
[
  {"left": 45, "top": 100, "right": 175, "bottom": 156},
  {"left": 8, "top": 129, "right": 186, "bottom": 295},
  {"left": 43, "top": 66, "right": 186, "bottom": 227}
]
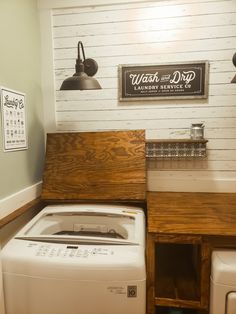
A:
[
  {"left": 210, "top": 250, "right": 236, "bottom": 314},
  {"left": 1, "top": 203, "right": 146, "bottom": 314},
  {"left": 0, "top": 256, "right": 5, "bottom": 314}
]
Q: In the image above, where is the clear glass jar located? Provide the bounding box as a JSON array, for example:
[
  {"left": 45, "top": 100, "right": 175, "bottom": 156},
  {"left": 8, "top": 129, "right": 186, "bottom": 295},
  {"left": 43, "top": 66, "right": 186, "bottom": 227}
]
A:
[{"left": 190, "top": 123, "right": 204, "bottom": 140}]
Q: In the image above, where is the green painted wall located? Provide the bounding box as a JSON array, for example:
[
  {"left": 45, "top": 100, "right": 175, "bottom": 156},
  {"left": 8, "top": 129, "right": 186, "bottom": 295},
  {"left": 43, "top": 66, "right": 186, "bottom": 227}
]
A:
[{"left": 0, "top": 0, "right": 44, "bottom": 199}]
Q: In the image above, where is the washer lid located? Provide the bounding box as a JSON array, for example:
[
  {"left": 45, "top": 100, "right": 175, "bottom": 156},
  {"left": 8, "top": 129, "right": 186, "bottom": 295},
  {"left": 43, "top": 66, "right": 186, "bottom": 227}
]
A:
[
  {"left": 211, "top": 250, "right": 236, "bottom": 285},
  {"left": 15, "top": 204, "right": 145, "bottom": 246}
]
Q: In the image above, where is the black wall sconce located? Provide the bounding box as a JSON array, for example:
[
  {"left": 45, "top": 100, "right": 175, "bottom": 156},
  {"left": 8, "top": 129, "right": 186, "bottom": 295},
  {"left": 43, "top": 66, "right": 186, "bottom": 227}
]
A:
[
  {"left": 60, "top": 41, "right": 102, "bottom": 90},
  {"left": 231, "top": 52, "right": 236, "bottom": 83}
]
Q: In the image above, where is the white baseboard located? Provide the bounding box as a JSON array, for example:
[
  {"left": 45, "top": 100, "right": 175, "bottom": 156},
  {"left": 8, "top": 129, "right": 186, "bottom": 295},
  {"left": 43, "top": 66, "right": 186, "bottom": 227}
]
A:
[
  {"left": 148, "top": 171, "right": 236, "bottom": 193},
  {"left": 0, "top": 182, "right": 42, "bottom": 220}
]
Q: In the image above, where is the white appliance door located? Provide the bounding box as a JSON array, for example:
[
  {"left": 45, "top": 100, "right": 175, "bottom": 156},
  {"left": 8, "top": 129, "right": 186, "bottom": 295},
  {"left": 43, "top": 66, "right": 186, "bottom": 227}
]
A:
[
  {"left": 226, "top": 292, "right": 236, "bottom": 314},
  {"left": 0, "top": 248, "right": 5, "bottom": 314},
  {"left": 4, "top": 274, "right": 146, "bottom": 314}
]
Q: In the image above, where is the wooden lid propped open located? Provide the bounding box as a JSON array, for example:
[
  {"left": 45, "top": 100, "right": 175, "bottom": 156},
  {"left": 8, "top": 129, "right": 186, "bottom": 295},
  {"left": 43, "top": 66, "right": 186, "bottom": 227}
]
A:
[{"left": 41, "top": 130, "right": 146, "bottom": 203}]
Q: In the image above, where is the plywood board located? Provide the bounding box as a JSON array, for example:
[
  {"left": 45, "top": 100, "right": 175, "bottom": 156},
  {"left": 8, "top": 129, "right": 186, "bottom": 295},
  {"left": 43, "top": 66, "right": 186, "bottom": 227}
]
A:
[{"left": 41, "top": 130, "right": 146, "bottom": 202}]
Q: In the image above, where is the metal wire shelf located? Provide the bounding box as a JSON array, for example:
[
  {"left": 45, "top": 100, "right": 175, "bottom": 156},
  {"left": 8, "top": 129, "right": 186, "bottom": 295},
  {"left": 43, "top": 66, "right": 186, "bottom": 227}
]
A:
[{"left": 146, "top": 139, "right": 208, "bottom": 159}]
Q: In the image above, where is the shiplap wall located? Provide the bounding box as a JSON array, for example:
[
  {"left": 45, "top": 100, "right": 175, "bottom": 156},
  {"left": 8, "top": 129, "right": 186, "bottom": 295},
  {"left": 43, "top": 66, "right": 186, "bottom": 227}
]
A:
[{"left": 52, "top": 0, "right": 236, "bottom": 192}]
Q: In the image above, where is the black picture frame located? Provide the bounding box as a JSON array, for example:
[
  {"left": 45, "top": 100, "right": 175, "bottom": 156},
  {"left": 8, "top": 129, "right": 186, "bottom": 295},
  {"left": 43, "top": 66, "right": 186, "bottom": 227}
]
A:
[{"left": 118, "top": 61, "right": 209, "bottom": 101}]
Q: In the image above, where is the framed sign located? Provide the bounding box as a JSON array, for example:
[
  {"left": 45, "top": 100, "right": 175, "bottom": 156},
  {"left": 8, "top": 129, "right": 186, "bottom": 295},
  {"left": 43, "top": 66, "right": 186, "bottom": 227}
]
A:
[
  {"left": 118, "top": 61, "right": 209, "bottom": 101},
  {"left": 0, "top": 87, "right": 27, "bottom": 152}
]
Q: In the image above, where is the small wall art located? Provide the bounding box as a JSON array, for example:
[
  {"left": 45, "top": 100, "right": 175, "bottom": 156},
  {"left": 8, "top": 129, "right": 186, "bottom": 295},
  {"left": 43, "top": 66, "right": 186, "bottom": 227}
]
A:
[
  {"left": 118, "top": 61, "right": 209, "bottom": 101},
  {"left": 0, "top": 87, "right": 27, "bottom": 152}
]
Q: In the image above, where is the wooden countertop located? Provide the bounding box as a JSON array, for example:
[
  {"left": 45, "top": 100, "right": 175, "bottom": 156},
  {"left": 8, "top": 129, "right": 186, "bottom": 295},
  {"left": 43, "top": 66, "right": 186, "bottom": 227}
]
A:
[{"left": 147, "top": 192, "right": 236, "bottom": 236}]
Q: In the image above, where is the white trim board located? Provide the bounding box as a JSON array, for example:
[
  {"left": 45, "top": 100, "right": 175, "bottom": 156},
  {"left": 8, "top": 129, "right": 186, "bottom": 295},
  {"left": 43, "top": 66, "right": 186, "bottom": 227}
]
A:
[
  {"left": 0, "top": 182, "right": 42, "bottom": 220},
  {"left": 38, "top": 0, "right": 147, "bottom": 9},
  {"left": 37, "top": 0, "right": 223, "bottom": 9},
  {"left": 148, "top": 171, "right": 236, "bottom": 192}
]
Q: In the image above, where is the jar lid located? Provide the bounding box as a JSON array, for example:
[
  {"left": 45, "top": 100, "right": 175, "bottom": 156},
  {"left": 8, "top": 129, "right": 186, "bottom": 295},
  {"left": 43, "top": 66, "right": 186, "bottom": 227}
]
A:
[{"left": 191, "top": 123, "right": 204, "bottom": 127}]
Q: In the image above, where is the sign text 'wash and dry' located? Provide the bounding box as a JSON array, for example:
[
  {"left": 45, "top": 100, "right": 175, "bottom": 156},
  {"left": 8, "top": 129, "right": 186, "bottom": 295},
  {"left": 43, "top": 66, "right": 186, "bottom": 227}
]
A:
[{"left": 119, "top": 62, "right": 208, "bottom": 101}]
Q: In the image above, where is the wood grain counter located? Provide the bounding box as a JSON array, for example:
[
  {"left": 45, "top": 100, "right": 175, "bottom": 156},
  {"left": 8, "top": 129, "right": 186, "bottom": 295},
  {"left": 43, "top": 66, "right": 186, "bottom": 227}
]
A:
[{"left": 147, "top": 192, "right": 236, "bottom": 236}]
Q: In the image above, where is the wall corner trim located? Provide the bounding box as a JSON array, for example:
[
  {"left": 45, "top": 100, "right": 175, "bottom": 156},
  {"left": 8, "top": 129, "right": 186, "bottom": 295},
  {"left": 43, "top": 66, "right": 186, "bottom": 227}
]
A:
[{"left": 0, "top": 182, "right": 42, "bottom": 220}]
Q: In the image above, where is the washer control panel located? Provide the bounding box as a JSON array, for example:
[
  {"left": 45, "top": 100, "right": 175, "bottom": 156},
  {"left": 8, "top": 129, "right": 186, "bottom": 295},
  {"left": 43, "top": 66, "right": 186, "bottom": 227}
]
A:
[{"left": 29, "top": 243, "right": 114, "bottom": 258}]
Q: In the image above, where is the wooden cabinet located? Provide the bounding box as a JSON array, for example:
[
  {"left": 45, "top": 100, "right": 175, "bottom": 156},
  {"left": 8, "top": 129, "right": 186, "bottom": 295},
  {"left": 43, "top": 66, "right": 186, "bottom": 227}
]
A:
[
  {"left": 147, "top": 192, "right": 236, "bottom": 314},
  {"left": 147, "top": 234, "right": 210, "bottom": 314}
]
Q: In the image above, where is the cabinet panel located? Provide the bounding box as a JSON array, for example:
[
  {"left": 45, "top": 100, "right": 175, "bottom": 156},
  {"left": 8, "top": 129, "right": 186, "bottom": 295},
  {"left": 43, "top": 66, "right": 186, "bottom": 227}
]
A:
[
  {"left": 155, "top": 243, "right": 200, "bottom": 301},
  {"left": 147, "top": 234, "right": 211, "bottom": 314}
]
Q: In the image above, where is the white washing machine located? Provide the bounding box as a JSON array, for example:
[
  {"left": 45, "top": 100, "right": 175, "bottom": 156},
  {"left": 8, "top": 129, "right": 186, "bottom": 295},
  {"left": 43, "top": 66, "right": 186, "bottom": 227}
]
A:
[
  {"left": 210, "top": 250, "right": 236, "bottom": 314},
  {"left": 1, "top": 204, "right": 146, "bottom": 314},
  {"left": 0, "top": 253, "right": 5, "bottom": 314}
]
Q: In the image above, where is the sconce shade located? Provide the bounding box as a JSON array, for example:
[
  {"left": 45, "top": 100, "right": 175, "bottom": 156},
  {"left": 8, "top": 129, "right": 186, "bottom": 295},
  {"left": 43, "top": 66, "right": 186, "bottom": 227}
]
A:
[
  {"left": 60, "top": 41, "right": 102, "bottom": 90},
  {"left": 60, "top": 72, "right": 102, "bottom": 90},
  {"left": 231, "top": 52, "right": 236, "bottom": 83}
]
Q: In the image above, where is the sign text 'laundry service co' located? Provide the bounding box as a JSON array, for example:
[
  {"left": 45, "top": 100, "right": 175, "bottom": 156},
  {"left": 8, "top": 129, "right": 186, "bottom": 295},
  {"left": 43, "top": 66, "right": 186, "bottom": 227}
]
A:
[{"left": 119, "top": 61, "right": 209, "bottom": 101}]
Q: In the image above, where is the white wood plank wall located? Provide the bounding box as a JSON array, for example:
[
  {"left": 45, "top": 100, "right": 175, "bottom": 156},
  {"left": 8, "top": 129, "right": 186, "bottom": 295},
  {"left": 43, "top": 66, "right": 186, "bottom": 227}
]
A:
[{"left": 52, "top": 0, "right": 236, "bottom": 192}]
